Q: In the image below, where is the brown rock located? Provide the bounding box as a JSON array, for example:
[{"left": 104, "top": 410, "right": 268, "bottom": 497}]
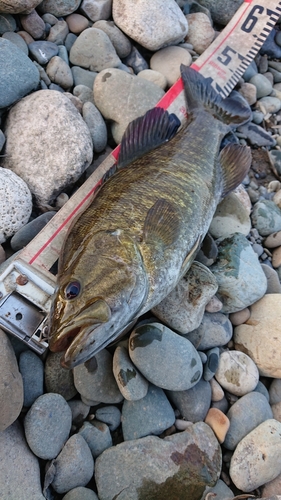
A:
[
  {"left": 185, "top": 12, "right": 215, "bottom": 54},
  {"left": 66, "top": 13, "right": 89, "bottom": 34},
  {"left": 20, "top": 9, "right": 45, "bottom": 39},
  {"left": 272, "top": 246, "right": 281, "bottom": 268},
  {"left": 205, "top": 408, "right": 230, "bottom": 443}
]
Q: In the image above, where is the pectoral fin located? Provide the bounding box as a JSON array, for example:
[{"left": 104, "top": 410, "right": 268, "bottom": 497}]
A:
[
  {"left": 143, "top": 198, "right": 181, "bottom": 247},
  {"left": 220, "top": 143, "right": 252, "bottom": 197},
  {"left": 118, "top": 108, "right": 181, "bottom": 169}
]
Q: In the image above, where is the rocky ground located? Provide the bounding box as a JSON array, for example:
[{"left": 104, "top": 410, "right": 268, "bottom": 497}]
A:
[{"left": 1, "top": 0, "right": 281, "bottom": 499}]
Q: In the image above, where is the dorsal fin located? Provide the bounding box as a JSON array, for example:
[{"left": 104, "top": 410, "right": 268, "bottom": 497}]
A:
[
  {"left": 143, "top": 198, "right": 181, "bottom": 247},
  {"left": 118, "top": 108, "right": 181, "bottom": 169},
  {"left": 219, "top": 143, "right": 252, "bottom": 197}
]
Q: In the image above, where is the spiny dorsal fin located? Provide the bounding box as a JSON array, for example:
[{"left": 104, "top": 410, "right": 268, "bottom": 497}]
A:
[
  {"left": 180, "top": 65, "right": 251, "bottom": 126},
  {"left": 143, "top": 198, "right": 181, "bottom": 247},
  {"left": 220, "top": 143, "right": 252, "bottom": 197},
  {"left": 118, "top": 108, "right": 181, "bottom": 169}
]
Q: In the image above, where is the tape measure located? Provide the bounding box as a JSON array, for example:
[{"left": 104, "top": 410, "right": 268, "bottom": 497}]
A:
[{"left": 0, "top": 0, "right": 280, "bottom": 353}]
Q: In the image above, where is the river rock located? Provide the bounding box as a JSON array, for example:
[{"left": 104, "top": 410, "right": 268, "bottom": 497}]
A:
[
  {"left": 50, "top": 434, "right": 94, "bottom": 494},
  {"left": 185, "top": 312, "right": 232, "bottom": 350},
  {"left": 202, "top": 479, "right": 235, "bottom": 500},
  {"left": 252, "top": 200, "right": 281, "bottom": 236},
  {"left": 196, "top": 0, "right": 243, "bottom": 25},
  {"left": 152, "top": 261, "right": 218, "bottom": 335},
  {"left": 224, "top": 391, "right": 273, "bottom": 450},
  {"left": 10, "top": 211, "right": 56, "bottom": 251},
  {"left": 261, "top": 263, "right": 281, "bottom": 293},
  {"left": 0, "top": 38, "right": 39, "bottom": 108},
  {"left": 80, "top": 0, "right": 112, "bottom": 22},
  {"left": 28, "top": 40, "right": 59, "bottom": 64},
  {"left": 137, "top": 69, "right": 167, "bottom": 89},
  {"left": 0, "top": 421, "right": 45, "bottom": 499},
  {"left": 237, "top": 122, "right": 276, "bottom": 147},
  {"left": 95, "top": 422, "right": 221, "bottom": 500},
  {"left": 62, "top": 488, "right": 99, "bottom": 500},
  {"left": 19, "top": 350, "right": 44, "bottom": 407},
  {"left": 46, "top": 55, "right": 73, "bottom": 89},
  {"left": 3, "top": 90, "right": 93, "bottom": 205},
  {"left": 93, "top": 67, "right": 164, "bottom": 143},
  {"left": 93, "top": 20, "right": 132, "bottom": 58},
  {"left": 185, "top": 12, "right": 215, "bottom": 54},
  {"left": 249, "top": 73, "right": 273, "bottom": 98},
  {"left": 95, "top": 406, "right": 121, "bottom": 431},
  {"left": 0, "top": 329, "right": 23, "bottom": 431},
  {"left": 203, "top": 347, "right": 220, "bottom": 382},
  {"left": 66, "top": 13, "right": 90, "bottom": 34},
  {"left": 129, "top": 322, "right": 202, "bottom": 391},
  {"left": 38, "top": 0, "right": 81, "bottom": 16},
  {"left": 167, "top": 378, "right": 212, "bottom": 422},
  {"left": 0, "top": 167, "right": 32, "bottom": 244},
  {"left": 78, "top": 420, "right": 112, "bottom": 458},
  {"left": 112, "top": 0, "right": 188, "bottom": 51},
  {"left": 72, "top": 66, "right": 97, "bottom": 88},
  {"left": 20, "top": 9, "right": 45, "bottom": 39},
  {"left": 24, "top": 393, "right": 72, "bottom": 459},
  {"left": 45, "top": 351, "right": 77, "bottom": 401},
  {"left": 69, "top": 28, "right": 121, "bottom": 72},
  {"left": 215, "top": 350, "right": 259, "bottom": 396},
  {"left": 150, "top": 45, "right": 192, "bottom": 87},
  {"left": 82, "top": 101, "right": 107, "bottom": 153},
  {"left": 204, "top": 408, "right": 230, "bottom": 443},
  {"left": 269, "top": 379, "right": 281, "bottom": 405},
  {"left": 122, "top": 384, "right": 175, "bottom": 441},
  {"left": 47, "top": 20, "right": 69, "bottom": 45},
  {"left": 234, "top": 294, "right": 281, "bottom": 377},
  {"left": 0, "top": 0, "right": 42, "bottom": 13},
  {"left": 68, "top": 399, "right": 90, "bottom": 425},
  {"left": 230, "top": 419, "right": 281, "bottom": 491},
  {"left": 73, "top": 349, "right": 123, "bottom": 404},
  {"left": 210, "top": 233, "right": 267, "bottom": 313},
  {"left": 113, "top": 345, "right": 149, "bottom": 401},
  {"left": 209, "top": 192, "right": 251, "bottom": 238},
  {"left": 2, "top": 30, "right": 29, "bottom": 55}
]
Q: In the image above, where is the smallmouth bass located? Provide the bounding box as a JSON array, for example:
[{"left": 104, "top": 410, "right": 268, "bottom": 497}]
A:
[{"left": 49, "top": 65, "right": 252, "bottom": 368}]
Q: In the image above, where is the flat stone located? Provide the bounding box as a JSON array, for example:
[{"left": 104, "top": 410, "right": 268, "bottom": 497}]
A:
[
  {"left": 129, "top": 322, "right": 202, "bottom": 391},
  {"left": 28, "top": 40, "right": 59, "bottom": 64},
  {"left": 166, "top": 378, "right": 211, "bottom": 422},
  {"left": 38, "top": 0, "right": 81, "bottom": 16},
  {"left": 122, "top": 384, "right": 175, "bottom": 441},
  {"left": 69, "top": 28, "right": 121, "bottom": 72},
  {"left": 215, "top": 350, "right": 259, "bottom": 397},
  {"left": 24, "top": 393, "right": 72, "bottom": 459},
  {"left": 0, "top": 421, "right": 45, "bottom": 500},
  {"left": 224, "top": 391, "right": 273, "bottom": 450},
  {"left": 234, "top": 294, "right": 281, "bottom": 377},
  {"left": 152, "top": 261, "right": 218, "bottom": 335},
  {"left": 0, "top": 38, "right": 39, "bottom": 108},
  {"left": 112, "top": 0, "right": 188, "bottom": 51},
  {"left": 185, "top": 312, "right": 232, "bottom": 351},
  {"left": 95, "top": 422, "right": 221, "bottom": 500},
  {"left": 230, "top": 419, "right": 281, "bottom": 492},
  {"left": 0, "top": 329, "right": 23, "bottom": 431},
  {"left": 113, "top": 345, "right": 149, "bottom": 401}
]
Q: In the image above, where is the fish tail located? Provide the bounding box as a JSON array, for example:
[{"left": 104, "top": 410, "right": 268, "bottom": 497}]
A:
[{"left": 180, "top": 65, "right": 251, "bottom": 127}]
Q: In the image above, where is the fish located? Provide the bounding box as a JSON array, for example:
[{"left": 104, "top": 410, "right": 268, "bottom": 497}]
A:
[{"left": 48, "top": 65, "right": 252, "bottom": 368}]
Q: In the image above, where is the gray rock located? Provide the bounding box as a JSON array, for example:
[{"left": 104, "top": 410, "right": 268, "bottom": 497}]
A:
[
  {"left": 269, "top": 379, "right": 281, "bottom": 405},
  {"left": 28, "top": 40, "right": 59, "bottom": 64},
  {"left": 249, "top": 73, "right": 273, "bottom": 98},
  {"left": 82, "top": 101, "right": 107, "bottom": 153},
  {"left": 254, "top": 380, "right": 270, "bottom": 402},
  {"left": 122, "top": 384, "right": 175, "bottom": 440},
  {"left": 3, "top": 90, "right": 93, "bottom": 206},
  {"left": 167, "top": 378, "right": 211, "bottom": 422},
  {"left": 78, "top": 420, "right": 112, "bottom": 458},
  {"left": 0, "top": 130, "right": 5, "bottom": 151},
  {"left": 209, "top": 192, "right": 251, "bottom": 239},
  {"left": 252, "top": 200, "right": 281, "bottom": 237},
  {"left": 0, "top": 329, "right": 23, "bottom": 432},
  {"left": 24, "top": 393, "right": 72, "bottom": 459},
  {"left": 11, "top": 211, "right": 56, "bottom": 251},
  {"left": 73, "top": 349, "right": 123, "bottom": 404},
  {"left": 2, "top": 31, "right": 28, "bottom": 54},
  {"left": 80, "top": 0, "right": 112, "bottom": 22},
  {"left": 95, "top": 406, "right": 121, "bottom": 431},
  {"left": 243, "top": 60, "right": 258, "bottom": 82},
  {"left": 260, "top": 29, "right": 281, "bottom": 58},
  {"left": 196, "top": 232, "right": 218, "bottom": 267},
  {"left": 0, "top": 13, "right": 16, "bottom": 33},
  {"left": 0, "top": 167, "right": 32, "bottom": 244},
  {"left": 261, "top": 263, "right": 281, "bottom": 293},
  {"left": 215, "top": 350, "right": 259, "bottom": 397},
  {"left": 0, "top": 421, "right": 45, "bottom": 500},
  {"left": 184, "top": 312, "right": 232, "bottom": 350},
  {"left": 72, "top": 66, "right": 97, "bottom": 89},
  {"left": 211, "top": 395, "right": 229, "bottom": 413},
  {"left": 93, "top": 20, "right": 132, "bottom": 58},
  {"left": 62, "top": 487, "right": 99, "bottom": 500},
  {"left": 152, "top": 261, "right": 218, "bottom": 334},
  {"left": 51, "top": 434, "right": 94, "bottom": 494},
  {"left": 210, "top": 233, "right": 267, "bottom": 313},
  {"left": 129, "top": 322, "right": 202, "bottom": 391},
  {"left": 202, "top": 479, "right": 234, "bottom": 500},
  {"left": 47, "top": 19, "right": 69, "bottom": 44},
  {"left": 230, "top": 419, "right": 281, "bottom": 492},
  {"left": 122, "top": 45, "right": 149, "bottom": 74},
  {"left": 19, "top": 350, "right": 44, "bottom": 407},
  {"left": 46, "top": 55, "right": 73, "bottom": 89},
  {"left": 0, "top": 38, "right": 39, "bottom": 109},
  {"left": 237, "top": 122, "right": 276, "bottom": 147},
  {"left": 45, "top": 351, "right": 77, "bottom": 401},
  {"left": 20, "top": 9, "right": 45, "bottom": 39},
  {"left": 67, "top": 399, "right": 91, "bottom": 425},
  {"left": 113, "top": 345, "right": 149, "bottom": 401},
  {"left": 203, "top": 347, "right": 220, "bottom": 382},
  {"left": 39, "top": 0, "right": 81, "bottom": 16},
  {"left": 58, "top": 44, "right": 69, "bottom": 65},
  {"left": 70, "top": 28, "right": 121, "bottom": 72},
  {"left": 259, "top": 96, "right": 281, "bottom": 113},
  {"left": 73, "top": 84, "right": 95, "bottom": 104},
  {"left": 65, "top": 32, "right": 77, "bottom": 51},
  {"left": 196, "top": 0, "right": 243, "bottom": 25},
  {"left": 224, "top": 391, "right": 273, "bottom": 450},
  {"left": 95, "top": 422, "right": 222, "bottom": 500}
]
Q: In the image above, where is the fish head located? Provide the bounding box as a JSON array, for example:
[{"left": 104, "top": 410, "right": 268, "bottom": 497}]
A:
[{"left": 48, "top": 229, "right": 148, "bottom": 368}]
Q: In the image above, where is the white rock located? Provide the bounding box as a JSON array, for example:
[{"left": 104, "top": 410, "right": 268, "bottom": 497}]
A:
[
  {"left": 215, "top": 350, "right": 259, "bottom": 396},
  {"left": 230, "top": 419, "right": 281, "bottom": 492},
  {"left": 150, "top": 46, "right": 192, "bottom": 87},
  {"left": 3, "top": 90, "right": 93, "bottom": 205},
  {"left": 0, "top": 167, "right": 32, "bottom": 243},
  {"left": 137, "top": 69, "right": 167, "bottom": 90},
  {"left": 185, "top": 12, "right": 215, "bottom": 54},
  {"left": 112, "top": 0, "right": 188, "bottom": 51},
  {"left": 209, "top": 192, "right": 251, "bottom": 239}
]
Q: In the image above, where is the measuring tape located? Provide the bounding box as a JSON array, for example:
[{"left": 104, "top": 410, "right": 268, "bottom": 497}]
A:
[{"left": 0, "top": 0, "right": 280, "bottom": 353}]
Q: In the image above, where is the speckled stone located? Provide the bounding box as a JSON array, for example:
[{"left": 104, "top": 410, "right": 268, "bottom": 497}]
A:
[
  {"left": 45, "top": 351, "right": 77, "bottom": 401},
  {"left": 251, "top": 200, "right": 281, "bottom": 237},
  {"left": 184, "top": 312, "right": 232, "bottom": 351},
  {"left": 122, "top": 384, "right": 175, "bottom": 441},
  {"left": 215, "top": 350, "right": 259, "bottom": 397}
]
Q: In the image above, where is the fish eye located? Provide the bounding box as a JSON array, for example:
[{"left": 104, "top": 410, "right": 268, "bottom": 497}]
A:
[{"left": 65, "top": 281, "right": 81, "bottom": 300}]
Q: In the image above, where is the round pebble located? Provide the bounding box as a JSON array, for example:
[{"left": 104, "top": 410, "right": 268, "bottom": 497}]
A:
[
  {"left": 210, "top": 377, "right": 224, "bottom": 402},
  {"left": 167, "top": 377, "right": 211, "bottom": 422},
  {"left": 215, "top": 350, "right": 259, "bottom": 397},
  {"left": 95, "top": 406, "right": 121, "bottom": 431},
  {"left": 249, "top": 73, "right": 273, "bottom": 98},
  {"left": 150, "top": 45, "right": 192, "bottom": 87},
  {"left": 66, "top": 13, "right": 90, "bottom": 34},
  {"left": 24, "top": 393, "right": 72, "bottom": 459},
  {"left": 229, "top": 308, "right": 251, "bottom": 326},
  {"left": 185, "top": 12, "right": 215, "bottom": 54},
  {"left": 19, "top": 350, "right": 44, "bottom": 407},
  {"left": 62, "top": 487, "right": 99, "bottom": 500},
  {"left": 204, "top": 408, "right": 230, "bottom": 444},
  {"left": 79, "top": 420, "right": 112, "bottom": 458}
]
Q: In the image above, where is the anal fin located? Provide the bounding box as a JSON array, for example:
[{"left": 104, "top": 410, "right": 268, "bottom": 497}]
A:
[{"left": 220, "top": 143, "right": 252, "bottom": 197}]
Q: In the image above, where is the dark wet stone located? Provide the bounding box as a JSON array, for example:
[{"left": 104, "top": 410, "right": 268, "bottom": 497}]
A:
[
  {"left": 203, "top": 347, "right": 219, "bottom": 382},
  {"left": 95, "top": 405, "right": 121, "bottom": 431},
  {"left": 11, "top": 211, "right": 56, "bottom": 251},
  {"left": 78, "top": 420, "right": 112, "bottom": 458},
  {"left": 122, "top": 45, "right": 149, "bottom": 74},
  {"left": 260, "top": 29, "right": 281, "bottom": 58},
  {"left": 19, "top": 350, "right": 44, "bottom": 407},
  {"left": 167, "top": 378, "right": 211, "bottom": 423},
  {"left": 196, "top": 232, "right": 218, "bottom": 266},
  {"left": 29, "top": 40, "right": 59, "bottom": 64}
]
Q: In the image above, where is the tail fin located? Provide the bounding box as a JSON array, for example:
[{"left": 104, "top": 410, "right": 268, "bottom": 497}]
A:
[{"left": 180, "top": 65, "right": 251, "bottom": 127}]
